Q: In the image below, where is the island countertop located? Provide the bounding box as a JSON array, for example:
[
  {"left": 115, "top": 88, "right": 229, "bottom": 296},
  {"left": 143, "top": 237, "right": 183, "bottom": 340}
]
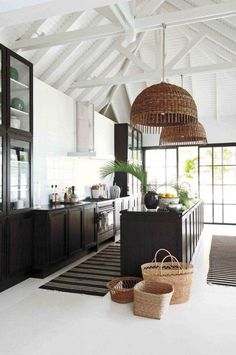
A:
[{"left": 121, "top": 199, "right": 201, "bottom": 216}]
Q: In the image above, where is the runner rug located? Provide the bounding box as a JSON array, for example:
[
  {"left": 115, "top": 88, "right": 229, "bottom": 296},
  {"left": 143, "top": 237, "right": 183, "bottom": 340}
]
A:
[
  {"left": 40, "top": 244, "right": 121, "bottom": 296},
  {"left": 207, "top": 235, "right": 236, "bottom": 287}
]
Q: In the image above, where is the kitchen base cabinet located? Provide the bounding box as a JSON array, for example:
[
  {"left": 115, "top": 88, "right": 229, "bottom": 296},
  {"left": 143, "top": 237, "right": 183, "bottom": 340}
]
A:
[
  {"left": 0, "top": 213, "right": 33, "bottom": 292},
  {"left": 33, "top": 205, "right": 97, "bottom": 278},
  {"left": 120, "top": 200, "right": 204, "bottom": 277},
  {"left": 49, "top": 210, "right": 67, "bottom": 264},
  {"left": 84, "top": 204, "right": 97, "bottom": 250},
  {"left": 68, "top": 207, "right": 83, "bottom": 256},
  {"left": 8, "top": 212, "right": 33, "bottom": 277}
]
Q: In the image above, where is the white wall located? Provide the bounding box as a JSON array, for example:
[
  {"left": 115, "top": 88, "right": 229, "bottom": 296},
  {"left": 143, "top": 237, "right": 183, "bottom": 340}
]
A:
[{"left": 33, "top": 78, "right": 114, "bottom": 205}]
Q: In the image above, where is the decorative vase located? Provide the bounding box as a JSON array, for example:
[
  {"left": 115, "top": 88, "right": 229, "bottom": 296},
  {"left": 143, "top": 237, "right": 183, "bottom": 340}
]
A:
[
  {"left": 110, "top": 184, "right": 121, "bottom": 199},
  {"left": 10, "top": 67, "right": 19, "bottom": 81},
  {"left": 11, "top": 97, "right": 25, "bottom": 111},
  {"left": 144, "top": 191, "right": 159, "bottom": 210}
]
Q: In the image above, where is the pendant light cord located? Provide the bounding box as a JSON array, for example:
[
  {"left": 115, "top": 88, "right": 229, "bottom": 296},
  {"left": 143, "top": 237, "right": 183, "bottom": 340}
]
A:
[
  {"left": 181, "top": 74, "right": 183, "bottom": 88},
  {"left": 161, "top": 23, "right": 166, "bottom": 82}
]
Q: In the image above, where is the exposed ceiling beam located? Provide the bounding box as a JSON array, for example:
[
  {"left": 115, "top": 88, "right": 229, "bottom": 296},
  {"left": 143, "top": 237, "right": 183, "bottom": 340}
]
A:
[
  {"left": 73, "top": 62, "right": 236, "bottom": 88},
  {"left": 12, "top": 0, "right": 236, "bottom": 51},
  {"left": 29, "top": 12, "right": 82, "bottom": 67},
  {"left": 0, "top": 0, "right": 127, "bottom": 27},
  {"left": 110, "top": 2, "right": 136, "bottom": 42},
  {"left": 135, "top": 0, "right": 236, "bottom": 31},
  {"left": 12, "top": 24, "right": 123, "bottom": 51},
  {"left": 115, "top": 43, "right": 153, "bottom": 72}
]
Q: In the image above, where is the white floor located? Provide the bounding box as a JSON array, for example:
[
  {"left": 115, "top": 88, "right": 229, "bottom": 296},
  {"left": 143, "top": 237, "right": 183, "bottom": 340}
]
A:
[{"left": 1, "top": 225, "right": 236, "bottom": 355}]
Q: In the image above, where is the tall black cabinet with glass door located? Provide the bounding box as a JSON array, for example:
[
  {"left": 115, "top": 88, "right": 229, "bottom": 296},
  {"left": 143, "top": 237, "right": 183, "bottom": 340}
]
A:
[{"left": 0, "top": 44, "right": 33, "bottom": 292}]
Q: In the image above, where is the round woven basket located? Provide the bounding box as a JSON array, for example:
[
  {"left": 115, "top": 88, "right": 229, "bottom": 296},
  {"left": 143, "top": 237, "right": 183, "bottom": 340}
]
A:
[
  {"left": 134, "top": 280, "right": 174, "bottom": 320},
  {"left": 107, "top": 277, "right": 142, "bottom": 304}
]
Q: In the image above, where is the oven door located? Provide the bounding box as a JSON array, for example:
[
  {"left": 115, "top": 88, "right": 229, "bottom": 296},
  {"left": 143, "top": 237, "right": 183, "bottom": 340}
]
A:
[{"left": 97, "top": 208, "right": 114, "bottom": 235}]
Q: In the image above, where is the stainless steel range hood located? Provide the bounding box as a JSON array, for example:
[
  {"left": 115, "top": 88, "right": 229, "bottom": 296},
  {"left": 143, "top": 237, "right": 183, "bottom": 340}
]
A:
[{"left": 68, "top": 102, "right": 96, "bottom": 157}]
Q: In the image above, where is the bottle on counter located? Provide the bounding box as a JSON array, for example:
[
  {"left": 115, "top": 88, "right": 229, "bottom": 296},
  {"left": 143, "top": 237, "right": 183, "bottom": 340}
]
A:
[
  {"left": 71, "top": 186, "right": 78, "bottom": 202},
  {"left": 54, "top": 185, "right": 60, "bottom": 203},
  {"left": 49, "top": 184, "right": 54, "bottom": 204},
  {"left": 64, "top": 187, "right": 69, "bottom": 202}
]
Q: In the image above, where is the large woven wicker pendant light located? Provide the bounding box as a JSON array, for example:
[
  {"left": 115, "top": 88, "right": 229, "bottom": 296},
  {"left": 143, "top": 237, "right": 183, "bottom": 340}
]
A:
[
  {"left": 130, "top": 24, "right": 198, "bottom": 133},
  {"left": 159, "top": 75, "right": 207, "bottom": 146}
]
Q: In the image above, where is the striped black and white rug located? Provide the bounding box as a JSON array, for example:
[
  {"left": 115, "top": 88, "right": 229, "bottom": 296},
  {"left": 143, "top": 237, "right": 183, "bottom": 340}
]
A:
[
  {"left": 207, "top": 235, "right": 236, "bottom": 287},
  {"left": 40, "top": 244, "right": 121, "bottom": 296}
]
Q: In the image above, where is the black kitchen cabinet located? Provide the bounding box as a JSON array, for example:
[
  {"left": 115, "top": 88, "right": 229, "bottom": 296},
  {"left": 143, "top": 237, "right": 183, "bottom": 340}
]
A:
[
  {"left": 68, "top": 206, "right": 83, "bottom": 255},
  {"left": 33, "top": 204, "right": 97, "bottom": 278},
  {"left": 48, "top": 210, "right": 67, "bottom": 264},
  {"left": 0, "top": 43, "right": 33, "bottom": 292},
  {"left": 83, "top": 204, "right": 97, "bottom": 249},
  {"left": 7, "top": 212, "right": 32, "bottom": 277}
]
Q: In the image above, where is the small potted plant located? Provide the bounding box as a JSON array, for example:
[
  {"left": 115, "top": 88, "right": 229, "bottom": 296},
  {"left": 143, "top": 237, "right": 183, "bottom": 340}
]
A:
[{"left": 100, "top": 160, "right": 158, "bottom": 209}]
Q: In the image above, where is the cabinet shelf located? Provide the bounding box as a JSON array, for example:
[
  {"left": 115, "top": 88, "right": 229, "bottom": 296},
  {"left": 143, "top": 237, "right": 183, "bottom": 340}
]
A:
[
  {"left": 10, "top": 77, "right": 29, "bottom": 90},
  {"left": 10, "top": 107, "right": 29, "bottom": 117}
]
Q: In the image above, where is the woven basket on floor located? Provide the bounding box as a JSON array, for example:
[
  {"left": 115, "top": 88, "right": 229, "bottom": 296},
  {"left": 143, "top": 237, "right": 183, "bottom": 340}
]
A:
[
  {"left": 141, "top": 249, "right": 194, "bottom": 304},
  {"left": 134, "top": 280, "right": 174, "bottom": 320},
  {"left": 107, "top": 277, "right": 142, "bottom": 304}
]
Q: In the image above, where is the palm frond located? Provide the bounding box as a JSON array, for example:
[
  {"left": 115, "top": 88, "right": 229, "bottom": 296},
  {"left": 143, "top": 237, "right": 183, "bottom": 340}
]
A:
[{"left": 100, "top": 160, "right": 147, "bottom": 193}]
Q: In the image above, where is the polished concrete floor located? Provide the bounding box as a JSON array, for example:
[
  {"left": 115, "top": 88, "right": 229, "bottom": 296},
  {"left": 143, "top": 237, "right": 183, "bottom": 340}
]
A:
[{"left": 0, "top": 224, "right": 236, "bottom": 355}]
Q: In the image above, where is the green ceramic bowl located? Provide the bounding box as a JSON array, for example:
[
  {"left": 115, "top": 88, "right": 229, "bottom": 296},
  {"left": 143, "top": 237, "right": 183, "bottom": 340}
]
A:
[
  {"left": 10, "top": 67, "right": 19, "bottom": 81},
  {"left": 11, "top": 97, "right": 25, "bottom": 111}
]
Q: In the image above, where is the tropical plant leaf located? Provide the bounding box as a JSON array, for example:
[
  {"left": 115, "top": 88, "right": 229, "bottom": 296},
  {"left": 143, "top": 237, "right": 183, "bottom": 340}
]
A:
[{"left": 100, "top": 160, "right": 147, "bottom": 193}]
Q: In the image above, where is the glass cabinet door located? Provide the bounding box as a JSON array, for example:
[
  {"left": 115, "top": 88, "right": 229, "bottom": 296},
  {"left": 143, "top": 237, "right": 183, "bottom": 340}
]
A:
[
  {"left": 9, "top": 56, "right": 30, "bottom": 132},
  {"left": 10, "top": 139, "right": 30, "bottom": 210}
]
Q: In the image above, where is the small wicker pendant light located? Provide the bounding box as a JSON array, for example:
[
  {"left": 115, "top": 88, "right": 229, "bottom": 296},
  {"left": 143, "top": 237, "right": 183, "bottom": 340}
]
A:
[
  {"left": 130, "top": 24, "right": 198, "bottom": 133},
  {"left": 159, "top": 75, "right": 207, "bottom": 146},
  {"left": 159, "top": 121, "right": 208, "bottom": 146}
]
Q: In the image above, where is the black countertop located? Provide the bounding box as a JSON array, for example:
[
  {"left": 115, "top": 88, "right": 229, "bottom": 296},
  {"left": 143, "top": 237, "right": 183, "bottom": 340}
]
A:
[
  {"left": 33, "top": 201, "right": 93, "bottom": 211},
  {"left": 121, "top": 199, "right": 201, "bottom": 216}
]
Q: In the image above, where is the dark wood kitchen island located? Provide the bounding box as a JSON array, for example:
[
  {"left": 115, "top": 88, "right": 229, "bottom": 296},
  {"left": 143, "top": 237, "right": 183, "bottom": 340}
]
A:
[{"left": 120, "top": 200, "right": 204, "bottom": 277}]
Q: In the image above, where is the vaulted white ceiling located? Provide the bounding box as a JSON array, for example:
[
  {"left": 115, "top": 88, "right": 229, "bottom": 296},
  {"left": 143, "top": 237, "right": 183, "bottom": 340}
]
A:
[{"left": 1, "top": 0, "right": 236, "bottom": 124}]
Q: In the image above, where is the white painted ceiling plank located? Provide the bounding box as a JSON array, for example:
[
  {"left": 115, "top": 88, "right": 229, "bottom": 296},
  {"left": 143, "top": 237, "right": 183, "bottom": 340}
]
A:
[
  {"left": 39, "top": 15, "right": 103, "bottom": 81},
  {"left": 138, "top": 0, "right": 166, "bottom": 17},
  {"left": 63, "top": 37, "right": 124, "bottom": 93},
  {"left": 166, "top": 31, "right": 205, "bottom": 70}
]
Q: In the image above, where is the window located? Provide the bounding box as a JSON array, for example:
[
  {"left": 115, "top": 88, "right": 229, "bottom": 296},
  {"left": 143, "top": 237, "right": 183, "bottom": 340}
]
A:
[{"left": 144, "top": 144, "right": 236, "bottom": 225}]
